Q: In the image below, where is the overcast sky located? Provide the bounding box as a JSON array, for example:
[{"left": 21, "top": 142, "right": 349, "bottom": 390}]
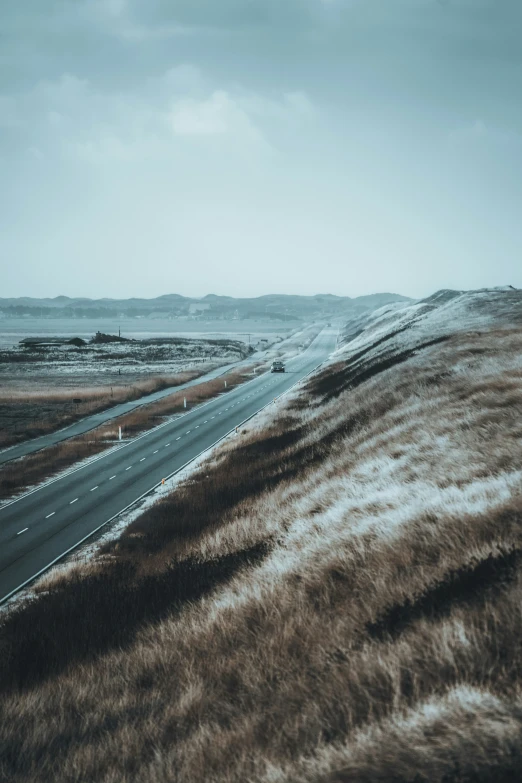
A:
[{"left": 1, "top": 0, "right": 521, "bottom": 299}]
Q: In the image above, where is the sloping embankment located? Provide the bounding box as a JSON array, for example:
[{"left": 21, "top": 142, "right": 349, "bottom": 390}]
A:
[{"left": 1, "top": 288, "right": 522, "bottom": 782}]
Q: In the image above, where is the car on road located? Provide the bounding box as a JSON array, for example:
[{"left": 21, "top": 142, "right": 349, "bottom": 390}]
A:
[{"left": 271, "top": 360, "right": 285, "bottom": 373}]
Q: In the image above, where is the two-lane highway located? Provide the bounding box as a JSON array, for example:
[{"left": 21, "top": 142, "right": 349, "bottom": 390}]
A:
[{"left": 0, "top": 328, "right": 337, "bottom": 602}]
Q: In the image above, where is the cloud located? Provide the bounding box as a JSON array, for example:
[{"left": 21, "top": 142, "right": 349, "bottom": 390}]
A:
[
  {"left": 92, "top": 0, "right": 336, "bottom": 46},
  {"left": 448, "top": 119, "right": 522, "bottom": 149},
  {"left": 169, "top": 91, "right": 264, "bottom": 141},
  {"left": 0, "top": 66, "right": 316, "bottom": 166},
  {"left": 125, "top": 0, "right": 323, "bottom": 30},
  {"left": 101, "top": 0, "right": 127, "bottom": 17},
  {"left": 283, "top": 91, "right": 315, "bottom": 116},
  {"left": 163, "top": 64, "right": 206, "bottom": 94}
]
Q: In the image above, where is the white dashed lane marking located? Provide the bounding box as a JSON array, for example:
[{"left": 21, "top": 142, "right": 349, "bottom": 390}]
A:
[
  {"left": 90, "top": 486, "right": 98, "bottom": 492},
  {"left": 140, "top": 458, "right": 146, "bottom": 462},
  {"left": 176, "top": 437, "right": 181, "bottom": 440},
  {"left": 126, "top": 466, "right": 132, "bottom": 471},
  {"left": 109, "top": 475, "right": 116, "bottom": 480},
  {"left": 70, "top": 498, "right": 78, "bottom": 504},
  {"left": 17, "top": 528, "right": 28, "bottom": 535},
  {"left": 45, "top": 512, "right": 55, "bottom": 519}
]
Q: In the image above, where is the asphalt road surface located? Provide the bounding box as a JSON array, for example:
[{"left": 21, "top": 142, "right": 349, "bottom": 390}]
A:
[
  {"left": 0, "top": 360, "right": 244, "bottom": 466},
  {"left": 0, "top": 328, "right": 337, "bottom": 602}
]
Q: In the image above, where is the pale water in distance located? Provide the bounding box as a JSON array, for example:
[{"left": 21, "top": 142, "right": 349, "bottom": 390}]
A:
[{"left": 0, "top": 318, "right": 299, "bottom": 348}]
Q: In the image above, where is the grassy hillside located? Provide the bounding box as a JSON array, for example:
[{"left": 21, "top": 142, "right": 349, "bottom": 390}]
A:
[{"left": 0, "top": 288, "right": 521, "bottom": 782}]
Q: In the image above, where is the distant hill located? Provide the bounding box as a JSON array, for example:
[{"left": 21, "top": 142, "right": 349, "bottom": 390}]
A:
[
  {"left": 339, "top": 286, "right": 521, "bottom": 350},
  {"left": 0, "top": 292, "right": 411, "bottom": 321}
]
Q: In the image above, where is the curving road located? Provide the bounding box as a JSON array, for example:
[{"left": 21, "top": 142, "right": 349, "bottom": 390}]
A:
[{"left": 0, "top": 328, "right": 337, "bottom": 603}]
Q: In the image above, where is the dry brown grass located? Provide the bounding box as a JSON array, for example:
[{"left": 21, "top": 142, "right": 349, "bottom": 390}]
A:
[
  {"left": 0, "top": 370, "right": 205, "bottom": 449},
  {"left": 105, "top": 364, "right": 261, "bottom": 440},
  {"left": 0, "top": 366, "right": 261, "bottom": 501},
  {"left": 0, "top": 436, "right": 109, "bottom": 500},
  {"left": 1, "top": 307, "right": 522, "bottom": 781}
]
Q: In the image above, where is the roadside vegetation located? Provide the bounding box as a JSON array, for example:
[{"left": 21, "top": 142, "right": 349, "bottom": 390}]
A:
[
  {"left": 0, "top": 323, "right": 319, "bottom": 453},
  {"left": 0, "top": 331, "right": 257, "bottom": 451},
  {"left": 0, "top": 370, "right": 204, "bottom": 451},
  {"left": 0, "top": 435, "right": 109, "bottom": 501},
  {"left": 97, "top": 364, "right": 264, "bottom": 440},
  {"left": 1, "top": 290, "right": 521, "bottom": 782},
  {"left": 0, "top": 364, "right": 262, "bottom": 500}
]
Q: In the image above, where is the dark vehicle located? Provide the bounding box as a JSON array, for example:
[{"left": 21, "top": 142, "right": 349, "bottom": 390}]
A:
[{"left": 271, "top": 360, "right": 285, "bottom": 373}]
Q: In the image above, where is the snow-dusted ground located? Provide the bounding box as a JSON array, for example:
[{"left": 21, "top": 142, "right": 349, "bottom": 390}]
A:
[
  {"left": 0, "top": 336, "right": 250, "bottom": 390},
  {"left": 0, "top": 344, "right": 319, "bottom": 614},
  {"left": 0, "top": 320, "right": 316, "bottom": 395},
  {"left": 333, "top": 287, "right": 522, "bottom": 366},
  {"left": 0, "top": 421, "right": 250, "bottom": 616},
  {"left": 2, "top": 288, "right": 522, "bottom": 782}
]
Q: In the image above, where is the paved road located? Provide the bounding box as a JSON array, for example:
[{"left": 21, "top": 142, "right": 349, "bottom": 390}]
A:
[
  {"left": 0, "top": 328, "right": 336, "bottom": 602},
  {"left": 0, "top": 360, "right": 245, "bottom": 466}
]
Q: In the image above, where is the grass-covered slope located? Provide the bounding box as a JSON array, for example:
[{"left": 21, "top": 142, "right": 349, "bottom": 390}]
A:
[{"left": 1, "top": 288, "right": 521, "bottom": 782}]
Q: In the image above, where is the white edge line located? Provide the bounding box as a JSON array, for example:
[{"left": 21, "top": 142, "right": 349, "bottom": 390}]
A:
[
  {"left": 0, "top": 356, "right": 285, "bottom": 513},
  {"left": 0, "top": 442, "right": 129, "bottom": 512},
  {"left": 0, "top": 337, "right": 327, "bottom": 512},
  {"left": 0, "top": 360, "right": 242, "bottom": 464},
  {"left": 0, "top": 359, "right": 325, "bottom": 606}
]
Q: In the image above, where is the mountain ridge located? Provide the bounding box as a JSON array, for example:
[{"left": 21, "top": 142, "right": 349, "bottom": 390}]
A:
[{"left": 0, "top": 292, "right": 411, "bottom": 320}]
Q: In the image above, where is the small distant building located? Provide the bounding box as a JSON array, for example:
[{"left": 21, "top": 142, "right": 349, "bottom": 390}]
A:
[{"left": 189, "top": 303, "right": 211, "bottom": 315}]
